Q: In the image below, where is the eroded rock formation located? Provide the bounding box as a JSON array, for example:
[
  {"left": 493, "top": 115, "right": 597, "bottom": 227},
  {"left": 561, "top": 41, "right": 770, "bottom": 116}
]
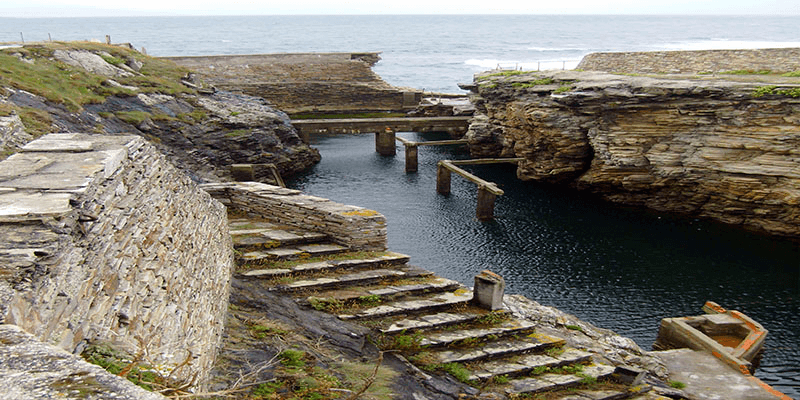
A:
[{"left": 463, "top": 70, "right": 800, "bottom": 237}]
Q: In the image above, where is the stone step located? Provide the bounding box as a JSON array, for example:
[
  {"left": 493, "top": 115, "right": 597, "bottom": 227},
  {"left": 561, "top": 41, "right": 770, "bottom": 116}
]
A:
[
  {"left": 553, "top": 388, "right": 630, "bottom": 400},
  {"left": 424, "top": 333, "right": 566, "bottom": 365},
  {"left": 380, "top": 310, "right": 512, "bottom": 335},
  {"left": 274, "top": 265, "right": 433, "bottom": 292},
  {"left": 419, "top": 318, "right": 537, "bottom": 348},
  {"left": 469, "top": 347, "right": 593, "bottom": 381},
  {"left": 338, "top": 289, "right": 474, "bottom": 321},
  {"left": 240, "top": 242, "right": 349, "bottom": 261},
  {"left": 305, "top": 276, "right": 463, "bottom": 305},
  {"left": 230, "top": 226, "right": 328, "bottom": 248},
  {"left": 240, "top": 251, "right": 411, "bottom": 278},
  {"left": 505, "top": 364, "right": 616, "bottom": 395}
]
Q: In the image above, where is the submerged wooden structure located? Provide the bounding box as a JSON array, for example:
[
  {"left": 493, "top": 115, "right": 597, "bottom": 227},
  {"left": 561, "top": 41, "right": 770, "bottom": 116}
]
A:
[
  {"left": 653, "top": 301, "right": 768, "bottom": 375},
  {"left": 437, "top": 158, "right": 524, "bottom": 220}
]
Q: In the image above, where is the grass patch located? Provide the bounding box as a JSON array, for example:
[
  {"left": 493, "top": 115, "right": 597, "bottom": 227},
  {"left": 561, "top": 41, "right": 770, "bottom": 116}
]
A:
[
  {"left": 565, "top": 324, "right": 583, "bottom": 332},
  {"left": 422, "top": 362, "right": 473, "bottom": 384},
  {"left": 224, "top": 128, "right": 251, "bottom": 138},
  {"left": 669, "top": 380, "right": 687, "bottom": 389},
  {"left": 752, "top": 85, "right": 800, "bottom": 98},
  {"left": 114, "top": 110, "right": 151, "bottom": 125},
  {"left": 781, "top": 71, "right": 800, "bottom": 77},
  {"left": 512, "top": 78, "right": 555, "bottom": 89},
  {"left": 0, "top": 42, "right": 194, "bottom": 112},
  {"left": 81, "top": 344, "right": 180, "bottom": 393},
  {"left": 554, "top": 84, "right": 573, "bottom": 94},
  {"left": 720, "top": 69, "right": 773, "bottom": 75},
  {"left": 18, "top": 106, "right": 55, "bottom": 137}
]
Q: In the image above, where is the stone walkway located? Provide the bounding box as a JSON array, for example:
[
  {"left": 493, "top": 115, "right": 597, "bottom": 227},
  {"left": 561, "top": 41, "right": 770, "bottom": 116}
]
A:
[{"left": 228, "top": 216, "right": 674, "bottom": 399}]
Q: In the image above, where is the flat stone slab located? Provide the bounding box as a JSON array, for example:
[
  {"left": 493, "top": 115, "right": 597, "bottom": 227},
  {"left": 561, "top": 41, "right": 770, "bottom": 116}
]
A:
[
  {"left": 279, "top": 268, "right": 406, "bottom": 291},
  {"left": 240, "top": 252, "right": 411, "bottom": 277},
  {"left": 339, "top": 289, "right": 473, "bottom": 320},
  {"left": 560, "top": 389, "right": 629, "bottom": 400},
  {"left": 430, "top": 334, "right": 565, "bottom": 365},
  {"left": 296, "top": 243, "right": 348, "bottom": 254},
  {"left": 0, "top": 192, "right": 72, "bottom": 218},
  {"left": 382, "top": 311, "right": 487, "bottom": 334},
  {"left": 420, "top": 318, "right": 536, "bottom": 347},
  {"left": 655, "top": 348, "right": 781, "bottom": 400},
  {"left": 469, "top": 347, "right": 591, "bottom": 381}
]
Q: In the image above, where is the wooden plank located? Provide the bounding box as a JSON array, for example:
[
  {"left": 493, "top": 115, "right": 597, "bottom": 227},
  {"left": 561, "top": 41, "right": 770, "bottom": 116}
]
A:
[
  {"left": 438, "top": 160, "right": 504, "bottom": 195},
  {"left": 450, "top": 158, "right": 524, "bottom": 165},
  {"left": 395, "top": 137, "right": 468, "bottom": 147}
]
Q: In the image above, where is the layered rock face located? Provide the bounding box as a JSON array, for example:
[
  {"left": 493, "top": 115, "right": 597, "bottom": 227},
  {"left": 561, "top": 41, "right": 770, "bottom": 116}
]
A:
[
  {"left": 0, "top": 45, "right": 320, "bottom": 182},
  {"left": 167, "top": 53, "right": 421, "bottom": 115},
  {"left": 464, "top": 70, "right": 800, "bottom": 237}
]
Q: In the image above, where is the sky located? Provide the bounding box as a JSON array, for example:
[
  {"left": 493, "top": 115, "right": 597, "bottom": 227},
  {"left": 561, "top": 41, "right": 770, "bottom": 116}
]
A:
[{"left": 2, "top": 0, "right": 799, "bottom": 18}]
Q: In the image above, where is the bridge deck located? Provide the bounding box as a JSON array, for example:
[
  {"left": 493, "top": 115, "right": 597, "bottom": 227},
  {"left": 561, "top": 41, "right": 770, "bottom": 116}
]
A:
[{"left": 291, "top": 116, "right": 471, "bottom": 141}]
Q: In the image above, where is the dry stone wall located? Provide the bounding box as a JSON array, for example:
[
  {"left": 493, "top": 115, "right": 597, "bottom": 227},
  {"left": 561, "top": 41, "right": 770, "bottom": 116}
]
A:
[
  {"left": 202, "top": 182, "right": 387, "bottom": 251},
  {"left": 0, "top": 133, "right": 233, "bottom": 386},
  {"left": 577, "top": 48, "right": 800, "bottom": 74}
]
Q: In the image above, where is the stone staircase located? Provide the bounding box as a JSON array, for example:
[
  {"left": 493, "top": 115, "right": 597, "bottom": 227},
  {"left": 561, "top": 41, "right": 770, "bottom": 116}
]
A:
[{"left": 229, "top": 217, "right": 671, "bottom": 399}]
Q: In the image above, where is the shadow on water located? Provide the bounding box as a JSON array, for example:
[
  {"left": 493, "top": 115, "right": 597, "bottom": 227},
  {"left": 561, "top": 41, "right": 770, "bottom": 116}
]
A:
[{"left": 288, "top": 132, "right": 800, "bottom": 396}]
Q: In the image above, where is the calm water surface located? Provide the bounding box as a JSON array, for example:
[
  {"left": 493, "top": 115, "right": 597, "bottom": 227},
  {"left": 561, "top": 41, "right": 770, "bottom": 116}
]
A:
[{"left": 288, "top": 132, "right": 800, "bottom": 397}]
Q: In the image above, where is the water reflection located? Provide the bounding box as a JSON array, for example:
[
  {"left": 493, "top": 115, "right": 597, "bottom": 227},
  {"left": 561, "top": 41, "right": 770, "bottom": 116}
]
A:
[{"left": 288, "top": 132, "right": 800, "bottom": 397}]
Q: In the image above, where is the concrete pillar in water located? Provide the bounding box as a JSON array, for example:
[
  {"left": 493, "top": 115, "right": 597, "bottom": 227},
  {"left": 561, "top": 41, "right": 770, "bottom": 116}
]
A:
[
  {"left": 476, "top": 186, "right": 496, "bottom": 220},
  {"left": 436, "top": 163, "right": 451, "bottom": 195},
  {"left": 375, "top": 127, "right": 396, "bottom": 156},
  {"left": 405, "top": 144, "right": 418, "bottom": 173},
  {"left": 231, "top": 164, "right": 255, "bottom": 181},
  {"left": 473, "top": 270, "right": 505, "bottom": 310}
]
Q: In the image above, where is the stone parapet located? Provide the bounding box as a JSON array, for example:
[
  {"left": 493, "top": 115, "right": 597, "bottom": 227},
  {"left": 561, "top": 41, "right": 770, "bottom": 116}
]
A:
[
  {"left": 201, "top": 182, "right": 387, "bottom": 251},
  {"left": 0, "top": 133, "right": 233, "bottom": 387},
  {"left": 577, "top": 48, "right": 800, "bottom": 74}
]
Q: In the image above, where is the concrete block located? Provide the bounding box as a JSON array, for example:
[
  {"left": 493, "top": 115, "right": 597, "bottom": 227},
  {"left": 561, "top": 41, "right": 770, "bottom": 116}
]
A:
[{"left": 473, "top": 270, "right": 505, "bottom": 310}]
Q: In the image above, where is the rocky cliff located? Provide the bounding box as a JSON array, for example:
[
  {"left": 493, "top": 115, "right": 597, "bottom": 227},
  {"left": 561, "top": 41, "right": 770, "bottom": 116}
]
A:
[
  {"left": 462, "top": 70, "right": 800, "bottom": 237},
  {"left": 0, "top": 42, "right": 320, "bottom": 182}
]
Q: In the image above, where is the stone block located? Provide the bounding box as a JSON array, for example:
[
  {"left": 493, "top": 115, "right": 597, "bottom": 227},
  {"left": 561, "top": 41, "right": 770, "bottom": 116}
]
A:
[{"left": 473, "top": 270, "right": 506, "bottom": 310}]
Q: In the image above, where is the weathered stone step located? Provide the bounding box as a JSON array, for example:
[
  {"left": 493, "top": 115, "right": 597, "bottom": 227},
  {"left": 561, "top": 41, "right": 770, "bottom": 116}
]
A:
[
  {"left": 380, "top": 310, "right": 511, "bottom": 335},
  {"left": 627, "top": 393, "right": 673, "bottom": 400},
  {"left": 424, "top": 333, "right": 566, "bottom": 365},
  {"left": 274, "top": 265, "right": 433, "bottom": 292},
  {"left": 241, "top": 242, "right": 349, "bottom": 261},
  {"left": 506, "top": 364, "right": 616, "bottom": 395},
  {"left": 469, "top": 347, "right": 592, "bottom": 381},
  {"left": 554, "top": 388, "right": 631, "bottom": 400},
  {"left": 305, "top": 276, "right": 463, "bottom": 305},
  {"left": 338, "top": 289, "right": 473, "bottom": 321},
  {"left": 240, "top": 251, "right": 410, "bottom": 278},
  {"left": 230, "top": 224, "right": 328, "bottom": 248},
  {"left": 419, "top": 318, "right": 536, "bottom": 348}
]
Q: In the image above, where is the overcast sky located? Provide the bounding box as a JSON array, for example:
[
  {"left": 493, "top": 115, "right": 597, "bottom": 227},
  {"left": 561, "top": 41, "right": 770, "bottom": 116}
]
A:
[{"left": 3, "top": 0, "right": 799, "bottom": 18}]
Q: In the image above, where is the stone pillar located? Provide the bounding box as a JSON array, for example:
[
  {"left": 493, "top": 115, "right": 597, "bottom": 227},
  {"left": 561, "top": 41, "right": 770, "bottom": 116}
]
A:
[
  {"left": 375, "top": 127, "right": 396, "bottom": 156},
  {"left": 473, "top": 270, "right": 505, "bottom": 310},
  {"left": 231, "top": 164, "right": 255, "bottom": 181},
  {"left": 437, "top": 163, "right": 451, "bottom": 195},
  {"left": 405, "top": 144, "right": 418, "bottom": 173},
  {"left": 476, "top": 186, "right": 496, "bottom": 220}
]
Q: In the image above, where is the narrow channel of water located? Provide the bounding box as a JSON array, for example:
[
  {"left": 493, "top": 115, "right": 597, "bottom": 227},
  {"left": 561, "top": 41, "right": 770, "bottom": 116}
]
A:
[{"left": 287, "top": 132, "right": 800, "bottom": 397}]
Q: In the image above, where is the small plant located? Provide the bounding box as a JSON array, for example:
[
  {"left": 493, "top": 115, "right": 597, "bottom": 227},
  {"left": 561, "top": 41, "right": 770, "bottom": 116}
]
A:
[
  {"left": 669, "top": 380, "right": 687, "bottom": 389},
  {"left": 249, "top": 323, "right": 288, "bottom": 339},
  {"left": 358, "top": 294, "right": 382, "bottom": 307},
  {"left": 309, "top": 297, "right": 344, "bottom": 313},
  {"left": 565, "top": 324, "right": 583, "bottom": 332},
  {"left": 493, "top": 374, "right": 510, "bottom": 384},
  {"left": 545, "top": 346, "right": 565, "bottom": 357},
  {"left": 781, "top": 71, "right": 800, "bottom": 77},
  {"left": 425, "top": 363, "right": 473, "bottom": 384},
  {"left": 530, "top": 366, "right": 549, "bottom": 376},
  {"left": 278, "top": 349, "right": 307, "bottom": 368},
  {"left": 476, "top": 311, "right": 510, "bottom": 326},
  {"left": 251, "top": 381, "right": 282, "bottom": 398},
  {"left": 554, "top": 84, "right": 573, "bottom": 94},
  {"left": 752, "top": 85, "right": 800, "bottom": 98},
  {"left": 577, "top": 372, "right": 597, "bottom": 385}
]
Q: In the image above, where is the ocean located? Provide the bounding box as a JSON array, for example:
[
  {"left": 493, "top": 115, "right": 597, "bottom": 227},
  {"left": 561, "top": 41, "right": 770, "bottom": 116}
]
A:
[
  {"left": 3, "top": 15, "right": 800, "bottom": 93},
  {"left": 2, "top": 14, "right": 799, "bottom": 396}
]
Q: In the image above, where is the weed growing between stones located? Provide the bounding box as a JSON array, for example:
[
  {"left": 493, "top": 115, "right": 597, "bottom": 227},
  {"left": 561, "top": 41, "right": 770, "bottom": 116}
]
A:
[
  {"left": 669, "top": 380, "right": 687, "bottom": 389},
  {"left": 565, "top": 324, "right": 583, "bottom": 332},
  {"left": 421, "top": 362, "right": 473, "bottom": 384}
]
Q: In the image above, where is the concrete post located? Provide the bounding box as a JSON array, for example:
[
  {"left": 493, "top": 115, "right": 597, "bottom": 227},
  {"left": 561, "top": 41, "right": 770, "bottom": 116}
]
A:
[
  {"left": 375, "top": 127, "right": 396, "bottom": 156},
  {"left": 405, "top": 144, "right": 418, "bottom": 173},
  {"left": 473, "top": 270, "right": 505, "bottom": 310},
  {"left": 231, "top": 164, "right": 255, "bottom": 181},
  {"left": 476, "top": 186, "right": 496, "bottom": 220},
  {"left": 436, "top": 163, "right": 451, "bottom": 195}
]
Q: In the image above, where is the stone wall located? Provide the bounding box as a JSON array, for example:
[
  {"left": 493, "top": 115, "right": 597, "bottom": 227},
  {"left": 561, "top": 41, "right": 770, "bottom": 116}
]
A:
[
  {"left": 166, "top": 53, "right": 422, "bottom": 115},
  {"left": 201, "top": 182, "right": 387, "bottom": 251},
  {"left": 577, "top": 48, "right": 800, "bottom": 74},
  {"left": 0, "top": 133, "right": 234, "bottom": 386},
  {"left": 464, "top": 70, "right": 800, "bottom": 237}
]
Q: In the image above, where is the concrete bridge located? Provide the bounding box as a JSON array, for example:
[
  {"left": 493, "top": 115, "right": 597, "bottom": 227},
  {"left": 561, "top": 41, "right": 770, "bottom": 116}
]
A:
[{"left": 290, "top": 116, "right": 471, "bottom": 142}]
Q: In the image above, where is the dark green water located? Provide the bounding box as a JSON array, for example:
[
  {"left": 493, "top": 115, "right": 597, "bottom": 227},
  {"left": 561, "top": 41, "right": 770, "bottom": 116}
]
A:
[{"left": 287, "top": 132, "right": 800, "bottom": 397}]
